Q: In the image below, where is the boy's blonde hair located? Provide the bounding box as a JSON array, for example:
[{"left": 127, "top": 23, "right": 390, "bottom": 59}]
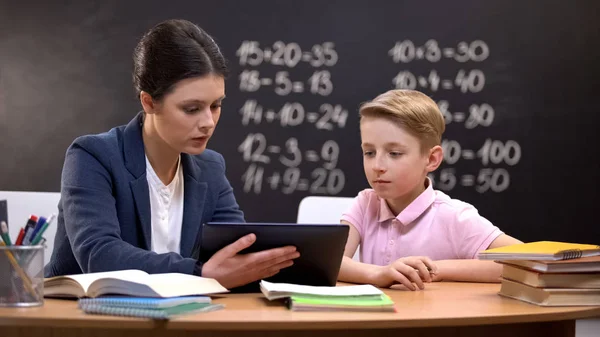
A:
[{"left": 359, "top": 89, "right": 445, "bottom": 153}]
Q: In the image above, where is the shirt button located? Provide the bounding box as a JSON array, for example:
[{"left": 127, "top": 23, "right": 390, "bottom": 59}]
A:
[{"left": 389, "top": 240, "right": 394, "bottom": 245}]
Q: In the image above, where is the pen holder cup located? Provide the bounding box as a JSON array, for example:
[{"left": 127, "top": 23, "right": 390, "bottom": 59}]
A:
[{"left": 0, "top": 245, "right": 44, "bottom": 307}]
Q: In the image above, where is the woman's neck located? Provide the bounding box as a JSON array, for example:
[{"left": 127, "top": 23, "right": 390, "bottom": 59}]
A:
[{"left": 142, "top": 117, "right": 180, "bottom": 185}]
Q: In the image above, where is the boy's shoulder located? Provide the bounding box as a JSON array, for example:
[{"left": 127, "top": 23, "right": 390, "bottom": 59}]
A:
[
  {"left": 346, "top": 188, "right": 381, "bottom": 215},
  {"left": 431, "top": 189, "right": 480, "bottom": 217},
  {"left": 354, "top": 188, "right": 379, "bottom": 203}
]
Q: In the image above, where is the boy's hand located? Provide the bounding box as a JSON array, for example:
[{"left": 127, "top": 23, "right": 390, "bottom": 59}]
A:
[{"left": 371, "top": 256, "right": 438, "bottom": 290}]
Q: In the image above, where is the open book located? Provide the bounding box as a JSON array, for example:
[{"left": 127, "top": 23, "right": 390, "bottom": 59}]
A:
[{"left": 44, "top": 270, "right": 228, "bottom": 298}]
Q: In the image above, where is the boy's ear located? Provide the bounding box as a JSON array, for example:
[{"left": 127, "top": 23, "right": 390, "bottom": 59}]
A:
[
  {"left": 426, "top": 145, "right": 443, "bottom": 172},
  {"left": 140, "top": 91, "right": 157, "bottom": 114}
]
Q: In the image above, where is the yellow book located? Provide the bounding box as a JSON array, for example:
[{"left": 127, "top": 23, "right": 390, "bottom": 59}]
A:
[{"left": 478, "top": 241, "right": 600, "bottom": 261}]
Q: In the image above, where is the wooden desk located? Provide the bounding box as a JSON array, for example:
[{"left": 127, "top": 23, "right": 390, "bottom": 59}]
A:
[{"left": 1, "top": 282, "right": 599, "bottom": 337}]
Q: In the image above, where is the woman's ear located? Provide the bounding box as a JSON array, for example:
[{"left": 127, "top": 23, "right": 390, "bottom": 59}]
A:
[
  {"left": 139, "top": 91, "right": 156, "bottom": 114},
  {"left": 426, "top": 145, "right": 443, "bottom": 172}
]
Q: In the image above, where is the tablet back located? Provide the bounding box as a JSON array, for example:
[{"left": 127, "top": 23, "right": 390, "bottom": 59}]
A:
[{"left": 197, "top": 222, "right": 349, "bottom": 290}]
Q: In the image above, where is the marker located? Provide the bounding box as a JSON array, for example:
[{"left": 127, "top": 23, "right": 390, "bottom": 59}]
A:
[
  {"left": 31, "top": 220, "right": 52, "bottom": 245},
  {"left": 0, "top": 221, "right": 11, "bottom": 246},
  {"left": 24, "top": 215, "right": 38, "bottom": 231},
  {"left": 15, "top": 228, "right": 25, "bottom": 246},
  {"left": 29, "top": 214, "right": 55, "bottom": 246},
  {"left": 21, "top": 215, "right": 38, "bottom": 245},
  {"left": 25, "top": 216, "right": 47, "bottom": 245}
]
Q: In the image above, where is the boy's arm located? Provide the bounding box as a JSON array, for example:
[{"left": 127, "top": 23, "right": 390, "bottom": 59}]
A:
[
  {"left": 338, "top": 221, "right": 380, "bottom": 284},
  {"left": 338, "top": 221, "right": 435, "bottom": 290},
  {"left": 434, "top": 234, "right": 523, "bottom": 282}
]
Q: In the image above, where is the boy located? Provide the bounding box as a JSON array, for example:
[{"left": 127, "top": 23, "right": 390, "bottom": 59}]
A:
[{"left": 339, "top": 89, "right": 521, "bottom": 290}]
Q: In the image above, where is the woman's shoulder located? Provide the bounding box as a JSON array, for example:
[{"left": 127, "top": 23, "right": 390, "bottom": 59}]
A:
[
  {"left": 188, "top": 149, "right": 227, "bottom": 171},
  {"left": 68, "top": 124, "right": 126, "bottom": 157}
]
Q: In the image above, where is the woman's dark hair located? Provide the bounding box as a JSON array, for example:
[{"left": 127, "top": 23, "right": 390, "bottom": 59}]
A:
[{"left": 133, "top": 19, "right": 228, "bottom": 101}]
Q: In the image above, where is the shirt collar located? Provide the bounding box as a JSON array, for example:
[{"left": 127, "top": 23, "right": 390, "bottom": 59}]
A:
[
  {"left": 377, "top": 177, "right": 436, "bottom": 225},
  {"left": 145, "top": 154, "right": 182, "bottom": 190}
]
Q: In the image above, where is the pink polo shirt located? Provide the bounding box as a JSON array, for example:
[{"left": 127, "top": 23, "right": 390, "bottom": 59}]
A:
[{"left": 341, "top": 181, "right": 503, "bottom": 265}]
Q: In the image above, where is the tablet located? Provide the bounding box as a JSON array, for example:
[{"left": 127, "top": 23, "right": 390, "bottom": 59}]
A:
[{"left": 197, "top": 222, "right": 349, "bottom": 290}]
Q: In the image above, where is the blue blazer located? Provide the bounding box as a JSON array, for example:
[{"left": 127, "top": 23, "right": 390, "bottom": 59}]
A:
[{"left": 45, "top": 113, "right": 245, "bottom": 277}]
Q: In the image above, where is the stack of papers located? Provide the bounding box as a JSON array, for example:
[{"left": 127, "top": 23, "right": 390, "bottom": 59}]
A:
[{"left": 260, "top": 280, "right": 395, "bottom": 312}]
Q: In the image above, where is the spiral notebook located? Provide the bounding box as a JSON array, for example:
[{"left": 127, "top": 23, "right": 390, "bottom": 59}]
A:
[
  {"left": 78, "top": 296, "right": 212, "bottom": 309},
  {"left": 478, "top": 241, "right": 600, "bottom": 261},
  {"left": 78, "top": 296, "right": 224, "bottom": 319}
]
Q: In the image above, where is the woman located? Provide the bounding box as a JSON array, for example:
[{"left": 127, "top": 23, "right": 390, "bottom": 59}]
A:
[{"left": 45, "top": 19, "right": 299, "bottom": 289}]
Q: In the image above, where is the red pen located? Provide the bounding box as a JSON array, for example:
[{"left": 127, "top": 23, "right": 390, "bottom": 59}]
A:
[{"left": 15, "top": 228, "right": 25, "bottom": 246}]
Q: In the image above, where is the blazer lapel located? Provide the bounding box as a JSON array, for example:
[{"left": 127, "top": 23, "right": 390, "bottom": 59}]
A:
[
  {"left": 130, "top": 177, "right": 152, "bottom": 249},
  {"left": 179, "top": 154, "right": 207, "bottom": 258},
  {"left": 123, "top": 112, "right": 152, "bottom": 250}
]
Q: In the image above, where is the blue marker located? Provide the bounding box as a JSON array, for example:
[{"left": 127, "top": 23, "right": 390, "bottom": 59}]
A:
[{"left": 24, "top": 216, "right": 46, "bottom": 245}]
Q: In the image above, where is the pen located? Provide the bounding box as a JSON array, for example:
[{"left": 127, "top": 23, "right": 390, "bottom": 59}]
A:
[
  {"left": 24, "top": 216, "right": 46, "bottom": 245},
  {"left": 21, "top": 215, "right": 38, "bottom": 245},
  {"left": 23, "top": 215, "right": 38, "bottom": 231},
  {"left": 30, "top": 219, "right": 52, "bottom": 245},
  {"left": 15, "top": 228, "right": 25, "bottom": 246},
  {"left": 0, "top": 221, "right": 12, "bottom": 246}
]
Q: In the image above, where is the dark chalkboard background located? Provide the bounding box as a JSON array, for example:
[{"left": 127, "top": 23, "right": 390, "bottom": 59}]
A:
[{"left": 1, "top": 1, "right": 599, "bottom": 244}]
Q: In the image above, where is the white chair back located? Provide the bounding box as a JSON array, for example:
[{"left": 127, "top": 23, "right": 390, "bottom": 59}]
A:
[{"left": 297, "top": 195, "right": 359, "bottom": 261}]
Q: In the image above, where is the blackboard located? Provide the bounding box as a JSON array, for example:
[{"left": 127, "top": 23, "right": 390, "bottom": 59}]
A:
[{"left": 1, "top": 1, "right": 599, "bottom": 244}]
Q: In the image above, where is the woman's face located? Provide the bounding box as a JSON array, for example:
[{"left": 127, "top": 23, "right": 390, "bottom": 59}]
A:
[{"left": 149, "top": 74, "right": 225, "bottom": 155}]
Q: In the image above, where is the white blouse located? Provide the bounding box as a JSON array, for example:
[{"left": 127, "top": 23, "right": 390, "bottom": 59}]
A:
[{"left": 145, "top": 155, "right": 184, "bottom": 254}]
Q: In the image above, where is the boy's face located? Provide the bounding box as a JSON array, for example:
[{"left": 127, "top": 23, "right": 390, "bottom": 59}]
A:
[{"left": 360, "top": 116, "right": 431, "bottom": 203}]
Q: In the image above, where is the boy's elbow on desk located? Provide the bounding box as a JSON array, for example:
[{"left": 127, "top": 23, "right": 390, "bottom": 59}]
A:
[{"left": 432, "top": 235, "right": 522, "bottom": 283}]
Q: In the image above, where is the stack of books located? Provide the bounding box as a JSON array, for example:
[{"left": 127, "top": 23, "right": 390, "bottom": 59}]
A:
[
  {"left": 478, "top": 241, "right": 600, "bottom": 306},
  {"left": 44, "top": 269, "right": 228, "bottom": 319},
  {"left": 260, "top": 280, "right": 396, "bottom": 312}
]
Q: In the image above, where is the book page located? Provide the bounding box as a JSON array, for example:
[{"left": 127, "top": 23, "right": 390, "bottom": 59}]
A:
[
  {"left": 260, "top": 280, "right": 383, "bottom": 299},
  {"left": 66, "top": 269, "right": 148, "bottom": 293},
  {"left": 143, "top": 273, "right": 228, "bottom": 297}
]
